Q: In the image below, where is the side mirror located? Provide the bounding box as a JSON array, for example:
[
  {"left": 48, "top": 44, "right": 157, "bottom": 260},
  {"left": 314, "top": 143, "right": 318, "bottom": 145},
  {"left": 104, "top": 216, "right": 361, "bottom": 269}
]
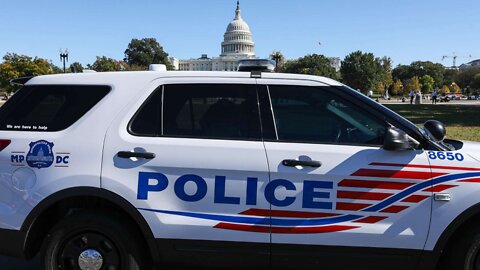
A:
[
  {"left": 424, "top": 120, "right": 446, "bottom": 142},
  {"left": 383, "top": 127, "right": 416, "bottom": 151}
]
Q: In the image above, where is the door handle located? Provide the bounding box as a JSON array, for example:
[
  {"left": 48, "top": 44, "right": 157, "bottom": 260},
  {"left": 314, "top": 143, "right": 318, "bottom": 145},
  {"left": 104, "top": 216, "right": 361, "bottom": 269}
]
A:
[
  {"left": 117, "top": 151, "right": 156, "bottom": 159},
  {"left": 282, "top": 159, "right": 321, "bottom": 168}
]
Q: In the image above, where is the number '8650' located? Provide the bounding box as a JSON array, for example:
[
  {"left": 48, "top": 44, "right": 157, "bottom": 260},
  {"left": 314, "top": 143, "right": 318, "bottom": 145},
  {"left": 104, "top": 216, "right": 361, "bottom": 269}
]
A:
[{"left": 428, "top": 151, "right": 464, "bottom": 161}]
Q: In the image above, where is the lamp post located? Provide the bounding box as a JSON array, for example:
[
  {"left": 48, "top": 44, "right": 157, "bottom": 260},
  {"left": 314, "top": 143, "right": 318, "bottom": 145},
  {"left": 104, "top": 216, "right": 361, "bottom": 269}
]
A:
[{"left": 59, "top": 49, "right": 69, "bottom": 73}]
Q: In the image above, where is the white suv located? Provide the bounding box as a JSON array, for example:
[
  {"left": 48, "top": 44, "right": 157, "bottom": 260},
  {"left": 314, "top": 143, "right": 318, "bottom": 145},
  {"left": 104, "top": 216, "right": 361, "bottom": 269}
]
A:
[{"left": 0, "top": 66, "right": 480, "bottom": 270}]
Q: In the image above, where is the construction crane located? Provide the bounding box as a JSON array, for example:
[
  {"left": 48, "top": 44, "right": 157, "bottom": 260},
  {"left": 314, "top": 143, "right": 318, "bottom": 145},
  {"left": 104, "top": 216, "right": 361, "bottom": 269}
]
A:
[{"left": 442, "top": 53, "right": 472, "bottom": 68}]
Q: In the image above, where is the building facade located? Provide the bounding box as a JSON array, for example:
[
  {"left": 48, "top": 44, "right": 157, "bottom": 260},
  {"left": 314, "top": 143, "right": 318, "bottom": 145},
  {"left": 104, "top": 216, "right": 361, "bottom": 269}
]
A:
[
  {"left": 176, "top": 1, "right": 256, "bottom": 71},
  {"left": 459, "top": 59, "right": 480, "bottom": 71}
]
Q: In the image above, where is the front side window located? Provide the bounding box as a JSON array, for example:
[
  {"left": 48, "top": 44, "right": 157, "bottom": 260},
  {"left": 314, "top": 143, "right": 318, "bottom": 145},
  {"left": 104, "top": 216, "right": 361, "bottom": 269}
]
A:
[{"left": 268, "top": 85, "right": 388, "bottom": 145}]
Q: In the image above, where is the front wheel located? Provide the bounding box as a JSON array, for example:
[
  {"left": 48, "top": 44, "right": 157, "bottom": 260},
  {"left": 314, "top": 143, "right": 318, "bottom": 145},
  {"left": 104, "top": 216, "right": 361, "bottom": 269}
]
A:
[
  {"left": 440, "top": 223, "right": 480, "bottom": 270},
  {"left": 41, "top": 211, "right": 147, "bottom": 270}
]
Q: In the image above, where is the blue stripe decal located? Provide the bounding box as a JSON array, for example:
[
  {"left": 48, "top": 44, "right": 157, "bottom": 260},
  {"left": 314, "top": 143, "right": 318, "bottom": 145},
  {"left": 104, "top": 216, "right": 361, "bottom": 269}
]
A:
[
  {"left": 138, "top": 208, "right": 362, "bottom": 226},
  {"left": 139, "top": 172, "right": 480, "bottom": 225},
  {"left": 364, "top": 172, "right": 480, "bottom": 212}
]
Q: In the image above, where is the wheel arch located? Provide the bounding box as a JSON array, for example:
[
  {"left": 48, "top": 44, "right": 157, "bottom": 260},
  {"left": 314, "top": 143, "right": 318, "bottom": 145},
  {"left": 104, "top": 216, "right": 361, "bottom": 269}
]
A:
[
  {"left": 418, "top": 202, "right": 480, "bottom": 269},
  {"left": 20, "top": 187, "right": 160, "bottom": 266}
]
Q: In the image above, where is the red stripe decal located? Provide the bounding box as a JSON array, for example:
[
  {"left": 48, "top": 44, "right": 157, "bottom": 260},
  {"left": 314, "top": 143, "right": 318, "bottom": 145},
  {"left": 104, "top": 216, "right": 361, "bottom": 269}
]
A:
[
  {"left": 458, "top": 178, "right": 480, "bottom": 183},
  {"left": 214, "top": 223, "right": 359, "bottom": 234},
  {"left": 401, "top": 195, "right": 430, "bottom": 203},
  {"left": 354, "top": 216, "right": 387, "bottom": 224},
  {"left": 336, "top": 202, "right": 372, "bottom": 211},
  {"left": 423, "top": 184, "right": 457, "bottom": 192},
  {"left": 380, "top": 205, "right": 409, "bottom": 213},
  {"left": 337, "top": 190, "right": 393, "bottom": 201},
  {"left": 339, "top": 179, "right": 415, "bottom": 190},
  {"left": 370, "top": 162, "right": 480, "bottom": 171},
  {"left": 240, "top": 209, "right": 340, "bottom": 218},
  {"left": 351, "top": 169, "right": 443, "bottom": 180}
]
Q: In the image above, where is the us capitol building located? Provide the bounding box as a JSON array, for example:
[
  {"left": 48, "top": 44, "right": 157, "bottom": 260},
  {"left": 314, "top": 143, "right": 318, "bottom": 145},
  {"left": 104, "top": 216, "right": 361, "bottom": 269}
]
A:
[
  {"left": 169, "top": 1, "right": 341, "bottom": 72},
  {"left": 170, "top": 1, "right": 257, "bottom": 71}
]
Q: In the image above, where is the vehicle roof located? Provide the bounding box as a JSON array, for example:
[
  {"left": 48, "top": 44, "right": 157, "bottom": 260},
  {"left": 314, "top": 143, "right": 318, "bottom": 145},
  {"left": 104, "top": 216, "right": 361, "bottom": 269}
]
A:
[{"left": 26, "top": 71, "right": 344, "bottom": 87}]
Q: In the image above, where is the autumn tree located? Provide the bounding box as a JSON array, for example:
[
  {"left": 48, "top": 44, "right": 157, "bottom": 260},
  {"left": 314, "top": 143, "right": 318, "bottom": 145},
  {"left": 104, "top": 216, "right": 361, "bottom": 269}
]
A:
[
  {"left": 450, "top": 82, "right": 461, "bottom": 93},
  {"left": 440, "top": 85, "right": 450, "bottom": 94},
  {"left": 0, "top": 53, "right": 58, "bottom": 92},
  {"left": 405, "top": 76, "right": 422, "bottom": 93},
  {"left": 391, "top": 79, "right": 403, "bottom": 96},
  {"left": 374, "top": 82, "right": 385, "bottom": 95}
]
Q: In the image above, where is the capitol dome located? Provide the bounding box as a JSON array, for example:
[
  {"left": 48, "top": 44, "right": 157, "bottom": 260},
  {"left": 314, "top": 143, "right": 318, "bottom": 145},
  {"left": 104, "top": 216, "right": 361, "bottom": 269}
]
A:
[{"left": 221, "top": 1, "right": 255, "bottom": 57}]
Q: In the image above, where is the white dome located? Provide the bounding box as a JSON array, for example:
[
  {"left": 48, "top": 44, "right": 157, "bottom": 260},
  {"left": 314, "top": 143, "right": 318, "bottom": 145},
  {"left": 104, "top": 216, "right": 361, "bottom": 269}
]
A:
[
  {"left": 226, "top": 14, "right": 250, "bottom": 32},
  {"left": 221, "top": 1, "right": 255, "bottom": 57}
]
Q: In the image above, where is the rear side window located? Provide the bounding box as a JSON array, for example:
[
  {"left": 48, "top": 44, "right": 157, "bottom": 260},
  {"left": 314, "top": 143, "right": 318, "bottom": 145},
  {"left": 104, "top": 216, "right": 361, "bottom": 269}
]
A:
[
  {"left": 129, "top": 84, "right": 261, "bottom": 140},
  {"left": 129, "top": 87, "right": 162, "bottom": 136},
  {"left": 0, "top": 85, "right": 110, "bottom": 132},
  {"left": 163, "top": 84, "right": 261, "bottom": 140}
]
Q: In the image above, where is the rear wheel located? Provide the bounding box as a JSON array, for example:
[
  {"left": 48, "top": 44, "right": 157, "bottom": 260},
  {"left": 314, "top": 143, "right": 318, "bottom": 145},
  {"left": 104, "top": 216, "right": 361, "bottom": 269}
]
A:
[{"left": 41, "top": 211, "right": 147, "bottom": 270}]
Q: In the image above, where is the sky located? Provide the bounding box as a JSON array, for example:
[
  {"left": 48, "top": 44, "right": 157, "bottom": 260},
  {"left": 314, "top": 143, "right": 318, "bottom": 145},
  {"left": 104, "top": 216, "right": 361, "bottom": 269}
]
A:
[{"left": 0, "top": 0, "right": 479, "bottom": 68}]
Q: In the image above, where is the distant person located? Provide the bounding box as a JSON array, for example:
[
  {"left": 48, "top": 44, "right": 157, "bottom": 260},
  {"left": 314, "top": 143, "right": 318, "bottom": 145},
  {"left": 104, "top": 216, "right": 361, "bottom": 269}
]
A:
[
  {"left": 415, "top": 90, "right": 422, "bottom": 104},
  {"left": 432, "top": 90, "right": 438, "bottom": 104},
  {"left": 409, "top": 90, "right": 415, "bottom": 104}
]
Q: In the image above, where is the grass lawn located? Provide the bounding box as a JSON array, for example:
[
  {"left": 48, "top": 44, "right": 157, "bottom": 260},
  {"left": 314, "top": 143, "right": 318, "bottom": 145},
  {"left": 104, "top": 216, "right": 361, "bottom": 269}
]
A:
[{"left": 385, "top": 104, "right": 480, "bottom": 142}]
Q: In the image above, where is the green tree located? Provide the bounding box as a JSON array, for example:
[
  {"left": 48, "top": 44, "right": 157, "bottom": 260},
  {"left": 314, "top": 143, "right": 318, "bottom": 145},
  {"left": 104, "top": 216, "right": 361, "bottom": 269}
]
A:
[
  {"left": 281, "top": 54, "right": 339, "bottom": 79},
  {"left": 270, "top": 50, "right": 285, "bottom": 72},
  {"left": 340, "top": 51, "right": 384, "bottom": 93},
  {"left": 89, "top": 56, "right": 126, "bottom": 72},
  {"left": 472, "top": 73, "right": 480, "bottom": 90},
  {"left": 443, "top": 69, "right": 459, "bottom": 86},
  {"left": 69, "top": 62, "right": 84, "bottom": 73},
  {"left": 420, "top": 75, "right": 435, "bottom": 93},
  {"left": 392, "top": 61, "right": 444, "bottom": 88},
  {"left": 124, "top": 38, "right": 173, "bottom": 70},
  {"left": 456, "top": 67, "right": 480, "bottom": 89},
  {"left": 0, "top": 53, "right": 58, "bottom": 92}
]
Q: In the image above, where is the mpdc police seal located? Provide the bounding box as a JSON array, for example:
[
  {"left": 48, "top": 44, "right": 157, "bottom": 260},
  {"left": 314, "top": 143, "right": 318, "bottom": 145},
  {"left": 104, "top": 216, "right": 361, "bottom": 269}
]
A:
[{"left": 26, "top": 140, "right": 54, "bottom": 169}]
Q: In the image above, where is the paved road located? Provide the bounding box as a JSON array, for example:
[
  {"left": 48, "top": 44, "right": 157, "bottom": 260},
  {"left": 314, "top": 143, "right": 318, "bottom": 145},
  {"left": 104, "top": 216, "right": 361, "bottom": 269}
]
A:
[{"left": 0, "top": 256, "right": 39, "bottom": 270}]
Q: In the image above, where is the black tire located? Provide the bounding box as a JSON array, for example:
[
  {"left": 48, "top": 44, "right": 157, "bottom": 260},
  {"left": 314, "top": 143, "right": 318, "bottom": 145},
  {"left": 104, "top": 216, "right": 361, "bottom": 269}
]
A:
[
  {"left": 441, "top": 223, "right": 480, "bottom": 270},
  {"left": 41, "top": 211, "right": 148, "bottom": 270}
]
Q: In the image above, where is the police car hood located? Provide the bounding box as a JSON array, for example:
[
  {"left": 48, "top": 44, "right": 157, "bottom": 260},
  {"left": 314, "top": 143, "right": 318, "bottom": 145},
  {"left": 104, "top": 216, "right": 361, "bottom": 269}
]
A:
[{"left": 462, "top": 141, "right": 480, "bottom": 162}]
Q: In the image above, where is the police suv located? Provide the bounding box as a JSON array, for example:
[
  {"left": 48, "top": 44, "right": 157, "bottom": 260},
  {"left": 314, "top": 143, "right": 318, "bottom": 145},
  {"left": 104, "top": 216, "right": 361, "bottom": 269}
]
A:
[{"left": 1, "top": 62, "right": 480, "bottom": 270}]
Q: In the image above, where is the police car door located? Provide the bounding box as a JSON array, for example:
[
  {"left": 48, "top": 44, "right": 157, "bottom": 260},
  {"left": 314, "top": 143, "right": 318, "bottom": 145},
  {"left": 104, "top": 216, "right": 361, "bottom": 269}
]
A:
[
  {"left": 102, "top": 78, "right": 270, "bottom": 268},
  {"left": 257, "top": 80, "right": 433, "bottom": 269}
]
